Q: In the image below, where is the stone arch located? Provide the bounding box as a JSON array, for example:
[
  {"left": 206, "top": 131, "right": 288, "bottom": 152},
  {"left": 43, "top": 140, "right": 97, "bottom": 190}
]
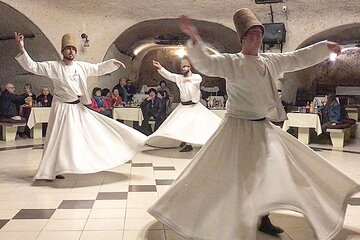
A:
[
  {"left": 102, "top": 18, "right": 239, "bottom": 100},
  {"left": 0, "top": 1, "right": 59, "bottom": 94}
]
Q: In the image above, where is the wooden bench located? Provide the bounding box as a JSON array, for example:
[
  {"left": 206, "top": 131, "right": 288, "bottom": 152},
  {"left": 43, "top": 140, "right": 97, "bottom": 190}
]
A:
[
  {"left": 0, "top": 119, "right": 27, "bottom": 141},
  {"left": 326, "top": 119, "right": 357, "bottom": 148}
]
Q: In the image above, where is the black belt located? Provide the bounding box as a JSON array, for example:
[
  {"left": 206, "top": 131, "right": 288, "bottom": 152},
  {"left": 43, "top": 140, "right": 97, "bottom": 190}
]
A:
[
  {"left": 65, "top": 99, "right": 80, "bottom": 104},
  {"left": 181, "top": 101, "right": 196, "bottom": 106},
  {"left": 249, "top": 117, "right": 266, "bottom": 121}
]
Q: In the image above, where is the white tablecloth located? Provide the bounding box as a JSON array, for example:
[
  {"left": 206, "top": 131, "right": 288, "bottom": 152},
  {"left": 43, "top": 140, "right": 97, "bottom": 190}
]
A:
[
  {"left": 27, "top": 107, "right": 51, "bottom": 129},
  {"left": 210, "top": 109, "right": 226, "bottom": 119},
  {"left": 113, "top": 107, "right": 143, "bottom": 125},
  {"left": 282, "top": 113, "right": 322, "bottom": 135}
]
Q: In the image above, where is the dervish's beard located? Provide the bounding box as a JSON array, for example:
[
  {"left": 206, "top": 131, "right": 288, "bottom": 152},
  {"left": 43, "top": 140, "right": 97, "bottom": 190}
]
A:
[
  {"left": 181, "top": 70, "right": 190, "bottom": 77},
  {"left": 63, "top": 55, "right": 74, "bottom": 61}
]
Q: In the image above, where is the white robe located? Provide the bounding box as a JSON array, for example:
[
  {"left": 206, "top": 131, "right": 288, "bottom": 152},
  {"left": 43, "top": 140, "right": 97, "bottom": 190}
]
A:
[
  {"left": 16, "top": 51, "right": 147, "bottom": 180},
  {"left": 148, "top": 40, "right": 360, "bottom": 240},
  {"left": 145, "top": 68, "right": 222, "bottom": 148}
]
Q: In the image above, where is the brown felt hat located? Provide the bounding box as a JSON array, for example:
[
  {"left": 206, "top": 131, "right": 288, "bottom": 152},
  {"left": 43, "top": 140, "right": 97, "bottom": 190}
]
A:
[
  {"left": 61, "top": 34, "right": 77, "bottom": 52},
  {"left": 233, "top": 8, "right": 264, "bottom": 41},
  {"left": 180, "top": 58, "right": 191, "bottom": 69}
]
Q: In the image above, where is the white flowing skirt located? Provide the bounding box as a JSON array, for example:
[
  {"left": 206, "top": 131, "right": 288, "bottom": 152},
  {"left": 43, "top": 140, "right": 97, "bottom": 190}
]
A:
[
  {"left": 145, "top": 103, "right": 222, "bottom": 148},
  {"left": 34, "top": 100, "right": 147, "bottom": 180},
  {"left": 148, "top": 116, "right": 359, "bottom": 240}
]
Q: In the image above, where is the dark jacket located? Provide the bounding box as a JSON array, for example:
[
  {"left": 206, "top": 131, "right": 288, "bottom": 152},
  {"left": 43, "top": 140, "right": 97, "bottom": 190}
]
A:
[
  {"left": 140, "top": 97, "right": 166, "bottom": 121},
  {"left": 323, "top": 101, "right": 342, "bottom": 123},
  {"left": 0, "top": 90, "right": 27, "bottom": 118},
  {"left": 36, "top": 94, "right": 53, "bottom": 107}
]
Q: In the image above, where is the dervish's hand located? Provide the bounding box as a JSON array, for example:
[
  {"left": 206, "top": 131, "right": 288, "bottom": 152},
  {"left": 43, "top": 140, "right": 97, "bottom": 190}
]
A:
[
  {"left": 14, "top": 32, "right": 25, "bottom": 53},
  {"left": 113, "top": 60, "right": 126, "bottom": 69},
  {"left": 179, "top": 15, "right": 199, "bottom": 44},
  {"left": 327, "top": 42, "right": 341, "bottom": 55},
  {"left": 152, "top": 60, "right": 162, "bottom": 69}
]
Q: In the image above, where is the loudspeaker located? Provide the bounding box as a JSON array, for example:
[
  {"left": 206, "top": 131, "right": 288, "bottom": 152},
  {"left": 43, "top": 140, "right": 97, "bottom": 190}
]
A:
[
  {"left": 255, "top": 0, "right": 281, "bottom": 4},
  {"left": 263, "top": 23, "right": 286, "bottom": 43}
]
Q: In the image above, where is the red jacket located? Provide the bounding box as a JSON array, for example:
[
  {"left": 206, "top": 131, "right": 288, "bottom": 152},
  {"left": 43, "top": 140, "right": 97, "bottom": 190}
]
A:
[
  {"left": 109, "top": 95, "right": 123, "bottom": 107},
  {"left": 90, "top": 97, "right": 111, "bottom": 112}
]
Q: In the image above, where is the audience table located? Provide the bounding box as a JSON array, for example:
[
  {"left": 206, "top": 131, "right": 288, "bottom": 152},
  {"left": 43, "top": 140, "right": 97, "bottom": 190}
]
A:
[
  {"left": 27, "top": 107, "right": 51, "bottom": 139},
  {"left": 112, "top": 107, "right": 144, "bottom": 126},
  {"left": 282, "top": 112, "right": 322, "bottom": 145}
]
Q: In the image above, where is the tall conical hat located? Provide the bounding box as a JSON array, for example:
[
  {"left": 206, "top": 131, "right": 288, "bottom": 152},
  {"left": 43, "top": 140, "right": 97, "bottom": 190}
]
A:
[
  {"left": 233, "top": 8, "right": 264, "bottom": 41},
  {"left": 61, "top": 34, "right": 77, "bottom": 52}
]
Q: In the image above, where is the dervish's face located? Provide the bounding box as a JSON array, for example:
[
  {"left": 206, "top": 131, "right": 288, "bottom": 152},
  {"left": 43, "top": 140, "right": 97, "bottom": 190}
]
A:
[
  {"left": 180, "top": 65, "right": 191, "bottom": 76},
  {"left": 62, "top": 46, "right": 76, "bottom": 61},
  {"left": 242, "top": 26, "right": 263, "bottom": 50}
]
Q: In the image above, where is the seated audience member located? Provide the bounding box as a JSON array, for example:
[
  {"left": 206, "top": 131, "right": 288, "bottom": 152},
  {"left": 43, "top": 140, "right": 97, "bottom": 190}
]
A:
[
  {"left": 321, "top": 93, "right": 343, "bottom": 133},
  {"left": 158, "top": 90, "right": 172, "bottom": 116},
  {"left": 125, "top": 79, "right": 137, "bottom": 102},
  {"left": 158, "top": 80, "right": 171, "bottom": 96},
  {"left": 140, "top": 88, "right": 166, "bottom": 135},
  {"left": 36, "top": 86, "right": 53, "bottom": 107},
  {"left": 109, "top": 89, "right": 123, "bottom": 108},
  {"left": 90, "top": 87, "right": 112, "bottom": 118},
  {"left": 0, "top": 83, "right": 30, "bottom": 119},
  {"left": 101, "top": 88, "right": 112, "bottom": 106},
  {"left": 21, "top": 83, "right": 36, "bottom": 102},
  {"left": 112, "top": 78, "right": 128, "bottom": 104}
]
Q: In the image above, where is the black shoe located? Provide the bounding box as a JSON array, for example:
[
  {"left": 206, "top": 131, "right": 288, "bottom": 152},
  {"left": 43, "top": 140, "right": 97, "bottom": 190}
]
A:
[
  {"left": 258, "top": 216, "right": 284, "bottom": 236},
  {"left": 179, "top": 142, "right": 186, "bottom": 148},
  {"left": 55, "top": 175, "right": 65, "bottom": 179},
  {"left": 179, "top": 145, "right": 193, "bottom": 152}
]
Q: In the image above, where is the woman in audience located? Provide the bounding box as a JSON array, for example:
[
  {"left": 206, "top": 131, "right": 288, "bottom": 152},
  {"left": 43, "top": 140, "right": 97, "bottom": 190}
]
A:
[
  {"left": 158, "top": 80, "right": 171, "bottom": 96},
  {"left": 22, "top": 83, "right": 36, "bottom": 102},
  {"left": 321, "top": 93, "right": 343, "bottom": 132},
  {"left": 36, "top": 86, "right": 53, "bottom": 107},
  {"left": 158, "top": 90, "right": 172, "bottom": 116},
  {"left": 90, "top": 87, "right": 112, "bottom": 118},
  {"left": 109, "top": 88, "right": 123, "bottom": 107}
]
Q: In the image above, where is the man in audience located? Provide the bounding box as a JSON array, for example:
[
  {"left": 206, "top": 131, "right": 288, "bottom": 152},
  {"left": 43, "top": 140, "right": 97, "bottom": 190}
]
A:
[
  {"left": 113, "top": 78, "right": 128, "bottom": 104},
  {"left": 140, "top": 88, "right": 166, "bottom": 135},
  {"left": 0, "top": 83, "right": 29, "bottom": 119},
  {"left": 125, "top": 79, "right": 137, "bottom": 102}
]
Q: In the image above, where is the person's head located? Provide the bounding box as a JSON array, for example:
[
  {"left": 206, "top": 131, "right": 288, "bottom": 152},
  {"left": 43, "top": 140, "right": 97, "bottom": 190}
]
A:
[
  {"left": 5, "top": 83, "right": 15, "bottom": 94},
  {"left": 233, "top": 8, "right": 264, "bottom": 53},
  {"left": 158, "top": 90, "right": 168, "bottom": 99},
  {"left": 159, "top": 80, "right": 167, "bottom": 88},
  {"left": 42, "top": 86, "right": 50, "bottom": 96},
  {"left": 61, "top": 34, "right": 77, "bottom": 62},
  {"left": 119, "top": 78, "right": 127, "bottom": 87},
  {"left": 126, "top": 79, "right": 132, "bottom": 86},
  {"left": 325, "top": 93, "right": 337, "bottom": 105},
  {"left": 92, "top": 87, "right": 102, "bottom": 97},
  {"left": 24, "top": 83, "right": 32, "bottom": 93},
  {"left": 148, "top": 88, "right": 157, "bottom": 99},
  {"left": 113, "top": 88, "right": 120, "bottom": 97},
  {"left": 180, "top": 58, "right": 192, "bottom": 76},
  {"left": 101, "top": 88, "right": 110, "bottom": 97}
]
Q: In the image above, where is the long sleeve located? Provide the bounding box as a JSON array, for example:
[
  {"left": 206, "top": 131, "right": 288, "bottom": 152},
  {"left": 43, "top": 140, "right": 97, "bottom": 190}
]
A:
[
  {"left": 158, "top": 68, "right": 179, "bottom": 83},
  {"left": 15, "top": 51, "right": 55, "bottom": 78},
  {"left": 82, "top": 59, "right": 120, "bottom": 77},
  {"left": 264, "top": 41, "right": 332, "bottom": 74},
  {"left": 186, "top": 39, "right": 229, "bottom": 78}
]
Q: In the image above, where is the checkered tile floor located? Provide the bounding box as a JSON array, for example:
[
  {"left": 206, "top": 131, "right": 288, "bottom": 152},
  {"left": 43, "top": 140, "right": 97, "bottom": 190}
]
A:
[{"left": 1, "top": 140, "right": 360, "bottom": 239}]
